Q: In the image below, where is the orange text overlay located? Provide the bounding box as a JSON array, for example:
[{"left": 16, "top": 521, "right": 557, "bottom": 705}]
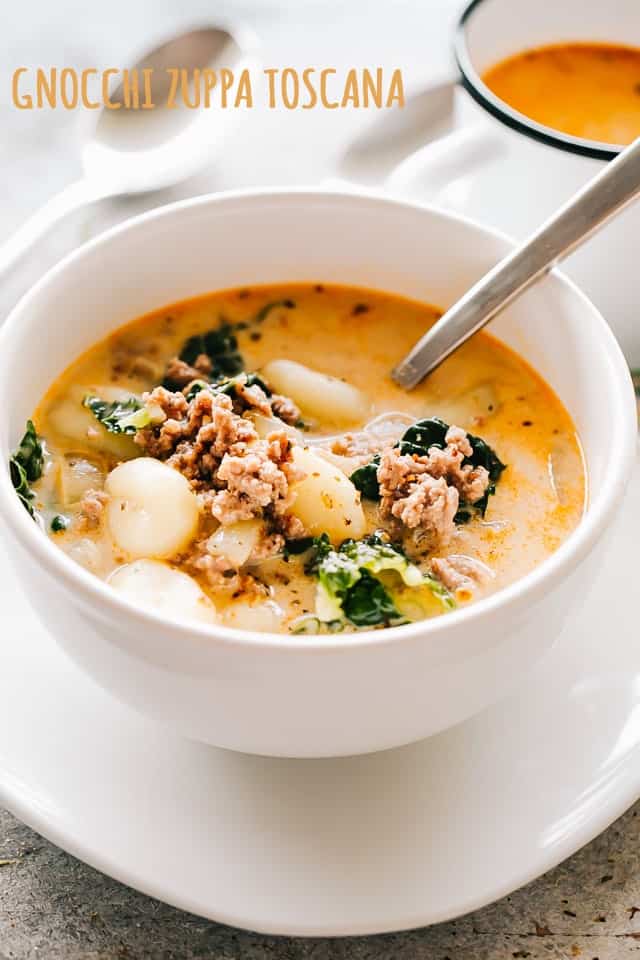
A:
[{"left": 11, "top": 67, "right": 405, "bottom": 110}]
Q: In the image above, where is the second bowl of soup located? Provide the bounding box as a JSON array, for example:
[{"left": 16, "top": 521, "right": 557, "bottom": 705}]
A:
[{"left": 437, "top": 0, "right": 640, "bottom": 365}]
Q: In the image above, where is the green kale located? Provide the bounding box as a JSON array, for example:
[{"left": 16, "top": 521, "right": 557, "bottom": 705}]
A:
[
  {"left": 183, "top": 380, "right": 210, "bottom": 402},
  {"left": 350, "top": 416, "right": 506, "bottom": 521},
  {"left": 171, "top": 319, "right": 244, "bottom": 384},
  {"left": 51, "top": 514, "right": 69, "bottom": 533},
  {"left": 83, "top": 395, "right": 151, "bottom": 435},
  {"left": 183, "top": 373, "right": 272, "bottom": 404},
  {"left": 399, "top": 416, "right": 449, "bottom": 455},
  {"left": 454, "top": 431, "right": 507, "bottom": 522},
  {"left": 9, "top": 420, "right": 44, "bottom": 517},
  {"left": 341, "top": 570, "right": 400, "bottom": 627},
  {"left": 349, "top": 453, "right": 381, "bottom": 500},
  {"left": 283, "top": 536, "right": 316, "bottom": 557},
  {"left": 215, "top": 372, "right": 272, "bottom": 398},
  {"left": 306, "top": 532, "right": 452, "bottom": 629},
  {"left": 339, "top": 532, "right": 423, "bottom": 586}
]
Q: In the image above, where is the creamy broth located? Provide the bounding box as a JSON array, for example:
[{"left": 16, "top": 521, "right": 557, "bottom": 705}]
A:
[
  {"left": 482, "top": 42, "right": 640, "bottom": 146},
  {"left": 20, "top": 284, "right": 585, "bottom": 634}
]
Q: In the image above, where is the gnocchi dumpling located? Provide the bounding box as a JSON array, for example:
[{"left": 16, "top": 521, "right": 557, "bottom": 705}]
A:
[
  {"left": 221, "top": 598, "right": 284, "bottom": 632},
  {"left": 48, "top": 385, "right": 138, "bottom": 460},
  {"left": 261, "top": 359, "right": 370, "bottom": 425},
  {"left": 288, "top": 446, "right": 366, "bottom": 543},
  {"left": 105, "top": 458, "right": 200, "bottom": 559},
  {"left": 109, "top": 559, "right": 217, "bottom": 625}
]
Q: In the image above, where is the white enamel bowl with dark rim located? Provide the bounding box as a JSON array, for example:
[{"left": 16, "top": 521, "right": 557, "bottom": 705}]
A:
[
  {"left": 455, "top": 0, "right": 640, "bottom": 366},
  {"left": 0, "top": 190, "right": 635, "bottom": 758},
  {"left": 390, "top": 0, "right": 640, "bottom": 367}
]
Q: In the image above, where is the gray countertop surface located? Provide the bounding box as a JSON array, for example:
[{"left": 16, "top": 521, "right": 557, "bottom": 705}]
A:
[
  {"left": 1, "top": 1, "right": 639, "bottom": 957},
  {"left": 3, "top": 802, "right": 640, "bottom": 959}
]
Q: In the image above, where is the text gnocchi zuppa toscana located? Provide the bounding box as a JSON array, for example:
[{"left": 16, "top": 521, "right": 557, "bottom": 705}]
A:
[{"left": 10, "top": 284, "right": 586, "bottom": 633}]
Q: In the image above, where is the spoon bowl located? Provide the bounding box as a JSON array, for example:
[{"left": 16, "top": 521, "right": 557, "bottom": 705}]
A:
[
  {"left": 0, "top": 23, "right": 259, "bottom": 282},
  {"left": 84, "top": 26, "right": 258, "bottom": 197}
]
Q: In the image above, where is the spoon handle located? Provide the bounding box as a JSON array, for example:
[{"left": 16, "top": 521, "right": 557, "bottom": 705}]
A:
[
  {"left": 0, "top": 180, "right": 96, "bottom": 286},
  {"left": 393, "top": 136, "right": 640, "bottom": 389}
]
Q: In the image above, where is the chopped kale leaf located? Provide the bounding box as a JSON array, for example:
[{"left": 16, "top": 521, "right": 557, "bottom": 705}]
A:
[
  {"left": 83, "top": 396, "right": 150, "bottom": 435},
  {"left": 183, "top": 380, "right": 209, "bottom": 402},
  {"left": 399, "top": 416, "right": 449, "bottom": 455},
  {"left": 341, "top": 570, "right": 399, "bottom": 626},
  {"left": 284, "top": 536, "right": 316, "bottom": 557},
  {"left": 179, "top": 320, "right": 243, "bottom": 379},
  {"left": 304, "top": 531, "right": 452, "bottom": 629},
  {"left": 183, "top": 373, "right": 272, "bottom": 404},
  {"left": 349, "top": 453, "right": 381, "bottom": 500},
  {"left": 215, "top": 372, "right": 272, "bottom": 398},
  {"left": 455, "top": 430, "right": 506, "bottom": 521},
  {"left": 9, "top": 420, "right": 44, "bottom": 517}
]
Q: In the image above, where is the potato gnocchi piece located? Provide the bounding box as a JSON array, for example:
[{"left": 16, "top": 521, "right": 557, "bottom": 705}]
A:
[
  {"left": 105, "top": 458, "right": 200, "bottom": 559},
  {"left": 221, "top": 598, "right": 284, "bottom": 632},
  {"left": 261, "top": 359, "right": 370, "bottom": 425},
  {"left": 48, "top": 385, "right": 138, "bottom": 460},
  {"left": 109, "top": 559, "right": 217, "bottom": 625},
  {"left": 288, "top": 446, "right": 366, "bottom": 543},
  {"left": 207, "top": 519, "right": 264, "bottom": 568}
]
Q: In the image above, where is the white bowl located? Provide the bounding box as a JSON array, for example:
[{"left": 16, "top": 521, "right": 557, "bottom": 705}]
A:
[{"left": 0, "top": 190, "right": 635, "bottom": 758}]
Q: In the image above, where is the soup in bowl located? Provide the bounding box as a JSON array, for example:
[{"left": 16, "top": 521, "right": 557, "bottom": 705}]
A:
[
  {"left": 0, "top": 190, "right": 635, "bottom": 757},
  {"left": 20, "top": 284, "right": 585, "bottom": 635},
  {"left": 482, "top": 42, "right": 640, "bottom": 147}
]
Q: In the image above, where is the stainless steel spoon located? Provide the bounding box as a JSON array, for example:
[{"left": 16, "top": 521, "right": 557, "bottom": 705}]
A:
[
  {"left": 0, "top": 24, "right": 257, "bottom": 283},
  {"left": 392, "top": 135, "right": 640, "bottom": 389}
]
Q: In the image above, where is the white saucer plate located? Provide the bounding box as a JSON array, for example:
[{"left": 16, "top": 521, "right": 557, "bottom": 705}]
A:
[{"left": 1, "top": 455, "right": 638, "bottom": 937}]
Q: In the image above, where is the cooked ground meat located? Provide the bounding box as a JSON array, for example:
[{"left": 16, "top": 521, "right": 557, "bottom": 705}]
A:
[
  {"left": 187, "top": 541, "right": 259, "bottom": 594},
  {"left": 376, "top": 424, "right": 492, "bottom": 549},
  {"left": 378, "top": 447, "right": 459, "bottom": 546},
  {"left": 135, "top": 387, "right": 306, "bottom": 541},
  {"left": 207, "top": 431, "right": 303, "bottom": 525},
  {"left": 252, "top": 528, "right": 286, "bottom": 561},
  {"left": 270, "top": 393, "right": 301, "bottom": 426},
  {"left": 77, "top": 489, "right": 109, "bottom": 530},
  {"left": 430, "top": 554, "right": 493, "bottom": 599},
  {"left": 331, "top": 431, "right": 384, "bottom": 461},
  {"left": 427, "top": 426, "right": 490, "bottom": 504},
  {"left": 235, "top": 378, "right": 273, "bottom": 416},
  {"left": 331, "top": 414, "right": 415, "bottom": 461},
  {"left": 164, "top": 354, "right": 213, "bottom": 388},
  {"left": 186, "top": 528, "right": 283, "bottom": 594},
  {"left": 232, "top": 377, "right": 301, "bottom": 426},
  {"left": 136, "top": 388, "right": 256, "bottom": 478}
]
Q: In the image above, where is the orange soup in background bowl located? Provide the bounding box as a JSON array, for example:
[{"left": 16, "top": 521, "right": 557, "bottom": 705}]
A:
[
  {"left": 427, "top": 0, "right": 640, "bottom": 367},
  {"left": 482, "top": 42, "right": 640, "bottom": 148}
]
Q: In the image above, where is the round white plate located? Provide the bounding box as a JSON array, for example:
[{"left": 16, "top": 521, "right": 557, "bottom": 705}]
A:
[{"left": 1, "top": 456, "right": 638, "bottom": 937}]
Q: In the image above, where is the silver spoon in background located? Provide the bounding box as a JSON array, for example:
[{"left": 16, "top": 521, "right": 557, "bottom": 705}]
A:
[
  {"left": 0, "top": 24, "right": 257, "bottom": 283},
  {"left": 392, "top": 135, "right": 640, "bottom": 390}
]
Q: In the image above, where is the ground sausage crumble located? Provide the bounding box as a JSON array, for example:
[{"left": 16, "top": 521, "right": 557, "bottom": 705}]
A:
[{"left": 377, "top": 425, "right": 491, "bottom": 549}]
